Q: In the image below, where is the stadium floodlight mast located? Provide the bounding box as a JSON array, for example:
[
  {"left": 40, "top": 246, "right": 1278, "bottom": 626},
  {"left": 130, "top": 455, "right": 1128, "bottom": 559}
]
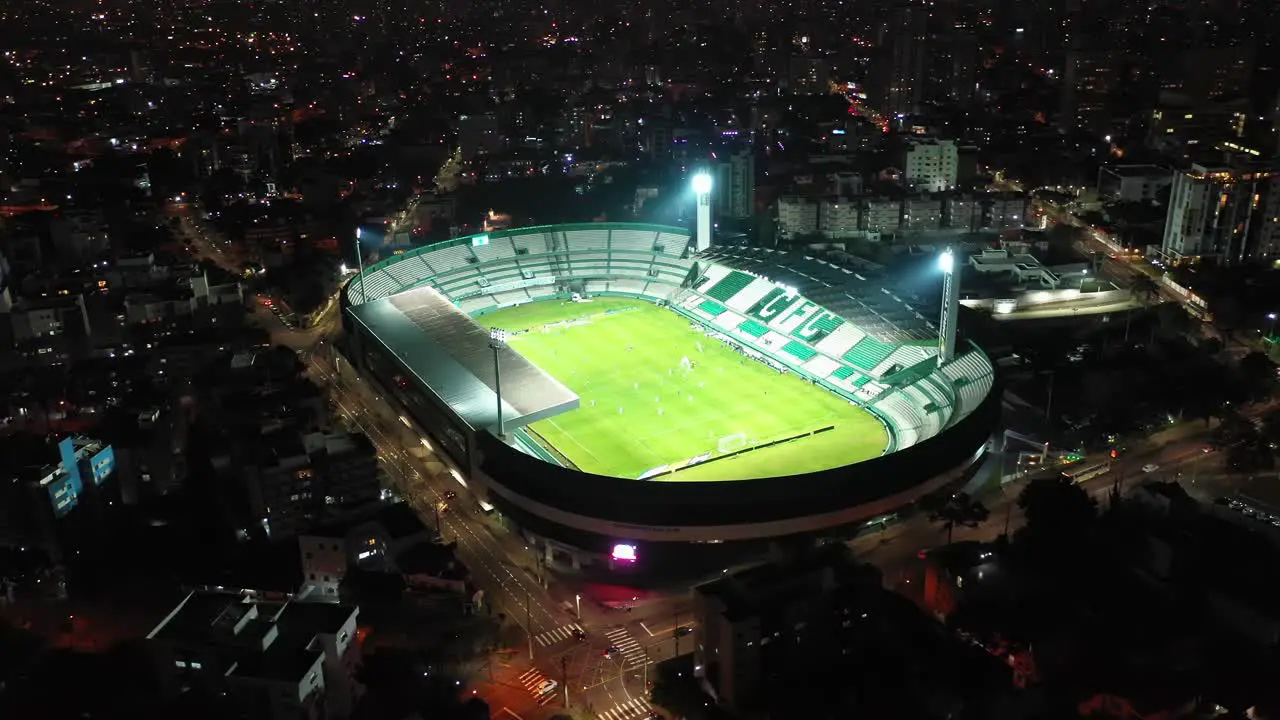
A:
[
  {"left": 489, "top": 329, "right": 509, "bottom": 438},
  {"left": 937, "top": 248, "right": 961, "bottom": 364},
  {"left": 354, "top": 227, "right": 367, "bottom": 304},
  {"left": 692, "top": 172, "right": 713, "bottom": 252}
]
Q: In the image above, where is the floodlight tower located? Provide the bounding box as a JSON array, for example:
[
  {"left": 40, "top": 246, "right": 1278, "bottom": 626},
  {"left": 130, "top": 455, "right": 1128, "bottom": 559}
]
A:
[
  {"left": 354, "top": 227, "right": 367, "bottom": 304},
  {"left": 489, "top": 329, "right": 508, "bottom": 438},
  {"left": 692, "top": 172, "right": 713, "bottom": 251},
  {"left": 937, "top": 249, "right": 961, "bottom": 364}
]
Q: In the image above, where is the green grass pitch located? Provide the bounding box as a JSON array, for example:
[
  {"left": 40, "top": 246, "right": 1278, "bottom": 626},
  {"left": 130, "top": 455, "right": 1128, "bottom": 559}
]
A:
[{"left": 476, "top": 297, "right": 889, "bottom": 481}]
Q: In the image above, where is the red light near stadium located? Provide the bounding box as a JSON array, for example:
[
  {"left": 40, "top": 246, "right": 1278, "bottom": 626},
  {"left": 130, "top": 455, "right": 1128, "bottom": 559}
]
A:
[{"left": 611, "top": 544, "right": 638, "bottom": 562}]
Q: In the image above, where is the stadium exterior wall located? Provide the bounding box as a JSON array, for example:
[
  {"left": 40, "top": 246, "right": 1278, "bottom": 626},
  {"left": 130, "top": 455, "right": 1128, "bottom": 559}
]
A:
[{"left": 468, "top": 383, "right": 998, "bottom": 547}]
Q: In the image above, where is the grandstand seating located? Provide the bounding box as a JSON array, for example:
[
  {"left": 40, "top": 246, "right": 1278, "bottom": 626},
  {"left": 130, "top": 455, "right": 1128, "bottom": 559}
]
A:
[
  {"left": 512, "top": 233, "right": 548, "bottom": 255},
  {"left": 870, "top": 343, "right": 937, "bottom": 378},
  {"left": 346, "top": 224, "right": 996, "bottom": 456},
  {"left": 843, "top": 336, "right": 898, "bottom": 372},
  {"left": 726, "top": 278, "right": 777, "bottom": 313},
  {"left": 568, "top": 228, "right": 609, "bottom": 250},
  {"left": 471, "top": 239, "right": 516, "bottom": 264},
  {"left": 427, "top": 244, "right": 475, "bottom": 274},
  {"left": 750, "top": 288, "right": 796, "bottom": 321},
  {"left": 458, "top": 295, "right": 497, "bottom": 315},
  {"left": 704, "top": 271, "right": 753, "bottom": 302},
  {"left": 814, "top": 323, "right": 866, "bottom": 357},
  {"left": 699, "top": 300, "right": 729, "bottom": 316},
  {"left": 782, "top": 340, "right": 817, "bottom": 362},
  {"left": 794, "top": 311, "right": 843, "bottom": 342},
  {"left": 771, "top": 302, "right": 820, "bottom": 335},
  {"left": 610, "top": 228, "right": 659, "bottom": 252},
  {"left": 737, "top": 319, "right": 769, "bottom": 338}
]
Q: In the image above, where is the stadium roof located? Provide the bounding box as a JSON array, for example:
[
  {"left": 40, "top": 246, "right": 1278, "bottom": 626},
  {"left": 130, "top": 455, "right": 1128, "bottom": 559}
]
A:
[
  {"left": 698, "top": 245, "right": 936, "bottom": 343},
  {"left": 348, "top": 286, "right": 579, "bottom": 432}
]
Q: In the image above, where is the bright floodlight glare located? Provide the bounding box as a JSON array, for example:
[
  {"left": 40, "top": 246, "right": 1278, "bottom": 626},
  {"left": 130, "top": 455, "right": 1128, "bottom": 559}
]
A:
[
  {"left": 691, "top": 173, "right": 713, "bottom": 195},
  {"left": 611, "top": 544, "right": 638, "bottom": 562},
  {"left": 938, "top": 249, "right": 955, "bottom": 275}
]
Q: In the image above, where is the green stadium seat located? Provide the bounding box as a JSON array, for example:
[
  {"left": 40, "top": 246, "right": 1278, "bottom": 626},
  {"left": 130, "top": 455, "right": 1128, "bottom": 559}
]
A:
[
  {"left": 698, "top": 300, "right": 728, "bottom": 316},
  {"left": 751, "top": 288, "right": 801, "bottom": 321},
  {"left": 704, "top": 271, "right": 754, "bottom": 302},
  {"left": 738, "top": 319, "right": 769, "bottom": 338},
  {"left": 832, "top": 365, "right": 856, "bottom": 380},
  {"left": 883, "top": 357, "right": 939, "bottom": 387},
  {"left": 842, "top": 337, "right": 897, "bottom": 371},
  {"left": 852, "top": 376, "right": 872, "bottom": 388},
  {"left": 781, "top": 340, "right": 817, "bottom": 362},
  {"left": 793, "top": 312, "right": 843, "bottom": 341}
]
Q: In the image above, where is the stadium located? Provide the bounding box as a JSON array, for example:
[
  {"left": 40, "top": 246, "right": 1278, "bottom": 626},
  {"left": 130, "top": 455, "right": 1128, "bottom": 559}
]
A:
[{"left": 339, "top": 220, "right": 999, "bottom": 575}]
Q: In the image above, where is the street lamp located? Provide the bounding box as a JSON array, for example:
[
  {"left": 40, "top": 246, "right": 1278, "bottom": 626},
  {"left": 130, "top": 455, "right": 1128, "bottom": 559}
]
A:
[
  {"left": 1268, "top": 313, "right": 1277, "bottom": 341},
  {"left": 691, "top": 172, "right": 713, "bottom": 252},
  {"left": 575, "top": 593, "right": 581, "bottom": 619},
  {"left": 489, "top": 329, "right": 508, "bottom": 438}
]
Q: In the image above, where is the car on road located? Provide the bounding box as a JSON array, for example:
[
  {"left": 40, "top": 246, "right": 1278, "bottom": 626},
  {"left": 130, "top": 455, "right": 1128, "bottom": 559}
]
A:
[
  {"left": 536, "top": 679, "right": 557, "bottom": 696},
  {"left": 674, "top": 626, "right": 692, "bottom": 637},
  {"left": 571, "top": 627, "right": 587, "bottom": 641},
  {"left": 1141, "top": 463, "right": 1159, "bottom": 473},
  {"left": 443, "top": 490, "right": 457, "bottom": 500},
  {"left": 603, "top": 644, "right": 620, "bottom": 658}
]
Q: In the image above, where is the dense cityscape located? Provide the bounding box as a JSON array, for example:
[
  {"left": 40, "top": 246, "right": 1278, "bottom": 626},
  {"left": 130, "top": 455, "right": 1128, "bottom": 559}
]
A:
[{"left": 1, "top": 0, "right": 1279, "bottom": 718}]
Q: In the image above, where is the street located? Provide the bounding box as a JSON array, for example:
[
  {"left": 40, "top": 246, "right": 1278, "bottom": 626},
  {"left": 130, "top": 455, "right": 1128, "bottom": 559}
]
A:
[{"left": 168, "top": 197, "right": 673, "bottom": 719}]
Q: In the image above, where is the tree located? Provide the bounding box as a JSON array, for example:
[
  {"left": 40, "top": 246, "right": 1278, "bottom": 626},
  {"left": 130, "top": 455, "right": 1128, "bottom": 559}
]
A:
[
  {"left": 919, "top": 491, "right": 990, "bottom": 545},
  {"left": 1014, "top": 477, "right": 1098, "bottom": 566},
  {"left": 1210, "top": 408, "right": 1257, "bottom": 449},
  {"left": 1238, "top": 351, "right": 1276, "bottom": 399},
  {"left": 1129, "top": 274, "right": 1160, "bottom": 306},
  {"left": 1154, "top": 301, "right": 1192, "bottom": 338}
]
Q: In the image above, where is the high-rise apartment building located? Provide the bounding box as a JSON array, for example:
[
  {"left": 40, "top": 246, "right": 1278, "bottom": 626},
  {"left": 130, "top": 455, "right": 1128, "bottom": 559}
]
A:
[
  {"left": 1059, "top": 50, "right": 1121, "bottom": 138},
  {"left": 875, "top": 2, "right": 928, "bottom": 120},
  {"left": 1160, "top": 158, "right": 1278, "bottom": 263},
  {"left": 718, "top": 149, "right": 756, "bottom": 220}
]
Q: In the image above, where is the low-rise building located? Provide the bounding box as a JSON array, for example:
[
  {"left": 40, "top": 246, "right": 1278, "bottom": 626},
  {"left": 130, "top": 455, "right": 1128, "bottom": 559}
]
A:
[
  {"left": 147, "top": 590, "right": 363, "bottom": 720},
  {"left": 1097, "top": 165, "right": 1173, "bottom": 203},
  {"left": 247, "top": 430, "right": 381, "bottom": 538}
]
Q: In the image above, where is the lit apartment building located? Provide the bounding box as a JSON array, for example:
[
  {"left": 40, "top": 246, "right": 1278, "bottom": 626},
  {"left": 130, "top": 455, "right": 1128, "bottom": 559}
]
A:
[
  {"left": 900, "top": 137, "right": 958, "bottom": 192},
  {"left": 1161, "top": 156, "right": 1277, "bottom": 263},
  {"left": 248, "top": 430, "right": 381, "bottom": 538}
]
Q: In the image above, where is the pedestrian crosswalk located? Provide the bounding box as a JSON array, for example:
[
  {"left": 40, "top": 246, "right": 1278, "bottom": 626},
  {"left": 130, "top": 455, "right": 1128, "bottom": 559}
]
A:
[
  {"left": 598, "top": 697, "right": 653, "bottom": 720},
  {"left": 516, "top": 667, "right": 557, "bottom": 706},
  {"left": 534, "top": 623, "right": 585, "bottom": 647},
  {"left": 604, "top": 627, "right": 651, "bottom": 670}
]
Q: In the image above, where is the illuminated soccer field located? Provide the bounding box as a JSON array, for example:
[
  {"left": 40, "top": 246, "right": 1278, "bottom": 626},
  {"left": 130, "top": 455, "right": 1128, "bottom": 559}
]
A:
[{"left": 477, "top": 297, "right": 889, "bottom": 481}]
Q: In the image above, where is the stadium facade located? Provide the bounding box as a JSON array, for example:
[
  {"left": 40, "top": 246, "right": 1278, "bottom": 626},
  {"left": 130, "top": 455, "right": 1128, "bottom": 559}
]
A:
[{"left": 339, "top": 223, "right": 999, "bottom": 575}]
